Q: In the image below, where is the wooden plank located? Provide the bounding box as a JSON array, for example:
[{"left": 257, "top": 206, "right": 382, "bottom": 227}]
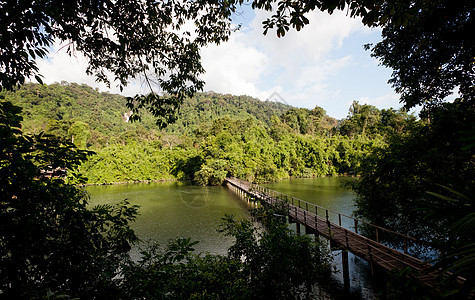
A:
[{"left": 223, "top": 178, "right": 451, "bottom": 290}]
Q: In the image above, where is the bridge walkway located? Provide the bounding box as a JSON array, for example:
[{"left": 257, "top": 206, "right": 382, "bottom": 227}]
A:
[{"left": 225, "top": 177, "right": 452, "bottom": 290}]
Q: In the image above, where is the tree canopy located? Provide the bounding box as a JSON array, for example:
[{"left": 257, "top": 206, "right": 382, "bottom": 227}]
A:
[
  {"left": 3, "top": 0, "right": 474, "bottom": 297},
  {"left": 4, "top": 82, "right": 403, "bottom": 184},
  {"left": 1, "top": 0, "right": 240, "bottom": 126},
  {"left": 2, "top": 0, "right": 473, "bottom": 125},
  {"left": 1, "top": 1, "right": 474, "bottom": 297}
]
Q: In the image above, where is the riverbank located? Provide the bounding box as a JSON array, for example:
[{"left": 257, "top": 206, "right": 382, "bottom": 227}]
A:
[
  {"left": 77, "top": 177, "right": 189, "bottom": 187},
  {"left": 77, "top": 173, "right": 360, "bottom": 188}
]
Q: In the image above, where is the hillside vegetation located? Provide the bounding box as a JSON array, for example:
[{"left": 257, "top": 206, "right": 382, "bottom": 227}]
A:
[
  {"left": 2, "top": 82, "right": 294, "bottom": 145},
  {"left": 2, "top": 82, "right": 415, "bottom": 184}
]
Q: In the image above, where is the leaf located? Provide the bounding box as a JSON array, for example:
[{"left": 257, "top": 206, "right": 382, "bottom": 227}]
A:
[
  {"left": 437, "top": 185, "right": 471, "bottom": 202},
  {"left": 34, "top": 75, "right": 44, "bottom": 85},
  {"left": 426, "top": 191, "right": 458, "bottom": 203}
]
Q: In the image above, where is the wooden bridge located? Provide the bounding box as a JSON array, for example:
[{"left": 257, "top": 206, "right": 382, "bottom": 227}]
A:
[{"left": 225, "top": 177, "right": 459, "bottom": 292}]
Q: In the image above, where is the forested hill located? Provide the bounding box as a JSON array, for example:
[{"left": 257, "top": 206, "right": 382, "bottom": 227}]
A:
[
  {"left": 165, "top": 91, "right": 293, "bottom": 134},
  {"left": 1, "top": 81, "right": 418, "bottom": 185},
  {"left": 1, "top": 82, "right": 300, "bottom": 142},
  {"left": 1, "top": 82, "right": 149, "bottom": 139}
]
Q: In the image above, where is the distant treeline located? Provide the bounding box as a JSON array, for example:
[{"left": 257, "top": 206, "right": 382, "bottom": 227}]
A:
[{"left": 2, "top": 82, "right": 416, "bottom": 184}]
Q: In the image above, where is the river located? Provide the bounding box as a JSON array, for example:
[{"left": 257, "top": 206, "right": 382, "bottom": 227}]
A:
[
  {"left": 87, "top": 180, "right": 249, "bottom": 255},
  {"left": 87, "top": 177, "right": 375, "bottom": 299},
  {"left": 263, "top": 177, "right": 375, "bottom": 299}
]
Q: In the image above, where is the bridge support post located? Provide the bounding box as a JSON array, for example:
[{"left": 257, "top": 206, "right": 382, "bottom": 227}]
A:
[
  {"left": 296, "top": 222, "right": 301, "bottom": 235},
  {"left": 342, "top": 250, "right": 350, "bottom": 293},
  {"left": 367, "top": 243, "right": 374, "bottom": 277}
]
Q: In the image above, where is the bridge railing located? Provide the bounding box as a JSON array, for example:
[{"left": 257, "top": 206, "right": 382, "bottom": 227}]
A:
[{"left": 229, "top": 177, "right": 429, "bottom": 255}]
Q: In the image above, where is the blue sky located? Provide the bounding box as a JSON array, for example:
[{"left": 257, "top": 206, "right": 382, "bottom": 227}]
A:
[
  {"left": 36, "top": 6, "right": 409, "bottom": 120},
  {"left": 199, "top": 7, "right": 404, "bottom": 119}
]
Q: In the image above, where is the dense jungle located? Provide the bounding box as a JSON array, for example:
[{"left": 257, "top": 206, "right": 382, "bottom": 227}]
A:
[{"left": 1, "top": 0, "right": 473, "bottom": 298}]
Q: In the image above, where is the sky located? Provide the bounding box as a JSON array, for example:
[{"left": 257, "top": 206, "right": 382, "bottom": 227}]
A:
[{"left": 36, "top": 6, "right": 408, "bottom": 120}]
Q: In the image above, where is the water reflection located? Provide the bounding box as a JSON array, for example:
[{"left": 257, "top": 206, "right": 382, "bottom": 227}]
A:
[
  {"left": 87, "top": 177, "right": 376, "bottom": 299},
  {"left": 264, "top": 177, "right": 376, "bottom": 299},
  {"left": 87, "top": 181, "right": 249, "bottom": 255}
]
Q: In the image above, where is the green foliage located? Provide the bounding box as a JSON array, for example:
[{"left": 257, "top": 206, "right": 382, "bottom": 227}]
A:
[
  {"left": 117, "top": 202, "right": 333, "bottom": 299},
  {"left": 379, "top": 267, "right": 431, "bottom": 300},
  {"left": 1, "top": 98, "right": 339, "bottom": 298},
  {"left": 280, "top": 106, "right": 336, "bottom": 135},
  {"left": 2, "top": 83, "right": 293, "bottom": 148},
  {"left": 6, "top": 0, "right": 471, "bottom": 114},
  {"left": 80, "top": 143, "right": 200, "bottom": 183},
  {"left": 352, "top": 100, "right": 475, "bottom": 252},
  {"left": 167, "top": 92, "right": 294, "bottom": 135},
  {"left": 0, "top": 101, "right": 139, "bottom": 298},
  {"left": 172, "top": 155, "right": 205, "bottom": 181},
  {"left": 220, "top": 202, "right": 333, "bottom": 299},
  {"left": 9, "top": 1, "right": 469, "bottom": 297},
  {"left": 79, "top": 116, "right": 384, "bottom": 184},
  {"left": 194, "top": 159, "right": 228, "bottom": 186},
  {"left": 68, "top": 121, "right": 91, "bottom": 149},
  {"left": 339, "top": 101, "right": 416, "bottom": 138},
  {"left": 119, "top": 238, "right": 247, "bottom": 299},
  {"left": 426, "top": 186, "right": 475, "bottom": 298},
  {"left": 2, "top": 87, "right": 348, "bottom": 298},
  {"left": 369, "top": 0, "right": 474, "bottom": 109},
  {"left": 0, "top": 82, "right": 160, "bottom": 147},
  {"left": 1, "top": 0, "right": 242, "bottom": 125},
  {"left": 5, "top": 83, "right": 397, "bottom": 185},
  {"left": 196, "top": 117, "right": 383, "bottom": 181}
]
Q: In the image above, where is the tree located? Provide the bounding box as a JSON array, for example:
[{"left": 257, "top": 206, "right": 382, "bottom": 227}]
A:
[
  {"left": 3, "top": 1, "right": 472, "bottom": 126},
  {"left": 251, "top": 1, "right": 473, "bottom": 291},
  {"left": 368, "top": 0, "right": 474, "bottom": 109},
  {"left": 427, "top": 186, "right": 475, "bottom": 298},
  {"left": 340, "top": 101, "right": 381, "bottom": 137},
  {"left": 6, "top": 1, "right": 471, "bottom": 119},
  {"left": 68, "top": 121, "right": 91, "bottom": 148},
  {"left": 352, "top": 100, "right": 475, "bottom": 250},
  {"left": 119, "top": 203, "right": 333, "bottom": 299},
  {"left": 194, "top": 158, "right": 228, "bottom": 186},
  {"left": 0, "top": 101, "right": 139, "bottom": 298},
  {"left": 280, "top": 107, "right": 333, "bottom": 135},
  {"left": 1, "top": 0, "right": 240, "bottom": 126},
  {"left": 219, "top": 202, "right": 333, "bottom": 299},
  {"left": 378, "top": 108, "right": 416, "bottom": 136}
]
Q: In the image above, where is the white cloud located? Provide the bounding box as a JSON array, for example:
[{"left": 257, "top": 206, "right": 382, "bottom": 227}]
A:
[
  {"left": 201, "top": 31, "right": 273, "bottom": 98},
  {"left": 248, "top": 10, "right": 365, "bottom": 63},
  {"left": 358, "top": 93, "right": 401, "bottom": 109},
  {"left": 35, "top": 41, "right": 146, "bottom": 96},
  {"left": 201, "top": 9, "right": 368, "bottom": 109},
  {"left": 33, "top": 9, "right": 397, "bottom": 119},
  {"left": 295, "top": 56, "right": 352, "bottom": 91}
]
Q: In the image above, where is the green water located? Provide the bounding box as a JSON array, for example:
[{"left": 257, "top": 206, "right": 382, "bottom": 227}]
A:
[
  {"left": 87, "top": 181, "right": 249, "bottom": 255},
  {"left": 87, "top": 177, "right": 357, "bottom": 254},
  {"left": 87, "top": 177, "right": 373, "bottom": 297},
  {"left": 263, "top": 177, "right": 357, "bottom": 229}
]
